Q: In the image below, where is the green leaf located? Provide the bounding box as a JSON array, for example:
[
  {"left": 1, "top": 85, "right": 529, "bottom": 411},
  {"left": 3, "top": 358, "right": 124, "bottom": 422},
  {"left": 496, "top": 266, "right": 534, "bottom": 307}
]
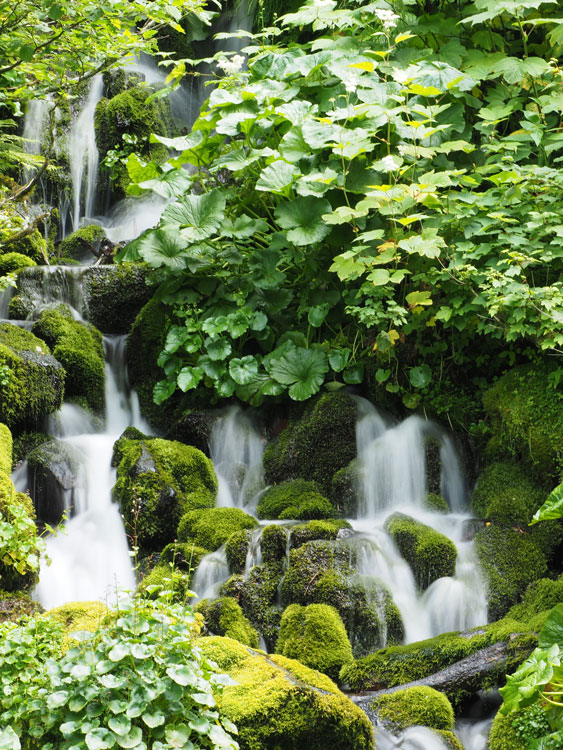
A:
[
  {"left": 268, "top": 347, "right": 329, "bottom": 401},
  {"left": 0, "top": 726, "right": 21, "bottom": 750},
  {"left": 409, "top": 365, "right": 432, "bottom": 389},
  {"left": 249, "top": 249, "right": 286, "bottom": 288},
  {"left": 275, "top": 197, "right": 332, "bottom": 246},
  {"left": 229, "top": 356, "right": 259, "bottom": 385},
  {"left": 161, "top": 190, "right": 226, "bottom": 242},
  {"left": 166, "top": 664, "right": 197, "bottom": 686},
  {"left": 531, "top": 482, "right": 563, "bottom": 524},
  {"left": 308, "top": 304, "right": 330, "bottom": 327},
  {"left": 189, "top": 716, "right": 211, "bottom": 734},
  {"left": 539, "top": 604, "right": 563, "bottom": 649},
  {"left": 256, "top": 160, "right": 295, "bottom": 193},
  {"left": 85, "top": 729, "right": 116, "bottom": 750},
  {"left": 115, "top": 728, "right": 143, "bottom": 749},
  {"left": 142, "top": 712, "right": 165, "bottom": 728},
  {"left": 177, "top": 367, "right": 204, "bottom": 392},
  {"left": 137, "top": 229, "right": 188, "bottom": 270},
  {"left": 205, "top": 338, "right": 232, "bottom": 361},
  {"left": 406, "top": 290, "right": 433, "bottom": 307},
  {"left": 154, "top": 379, "right": 176, "bottom": 404},
  {"left": 108, "top": 642, "right": 130, "bottom": 662},
  {"left": 108, "top": 717, "right": 131, "bottom": 736},
  {"left": 343, "top": 363, "right": 364, "bottom": 384},
  {"left": 251, "top": 311, "right": 268, "bottom": 331},
  {"left": 329, "top": 348, "right": 350, "bottom": 372},
  {"left": 47, "top": 690, "right": 68, "bottom": 709},
  {"left": 18, "top": 45, "right": 34, "bottom": 62}
]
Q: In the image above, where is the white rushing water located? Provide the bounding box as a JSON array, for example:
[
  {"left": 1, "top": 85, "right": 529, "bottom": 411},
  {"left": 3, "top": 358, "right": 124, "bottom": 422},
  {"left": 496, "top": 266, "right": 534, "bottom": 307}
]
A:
[
  {"left": 455, "top": 718, "right": 493, "bottom": 750},
  {"left": 34, "top": 335, "right": 147, "bottom": 609},
  {"left": 375, "top": 725, "right": 451, "bottom": 750}
]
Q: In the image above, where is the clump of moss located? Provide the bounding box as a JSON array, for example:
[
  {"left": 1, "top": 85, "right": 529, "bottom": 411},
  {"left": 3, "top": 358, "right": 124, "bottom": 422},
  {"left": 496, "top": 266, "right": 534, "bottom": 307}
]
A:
[
  {"left": 483, "top": 363, "right": 563, "bottom": 480},
  {"left": 32, "top": 306, "right": 105, "bottom": 414},
  {"left": 371, "top": 686, "right": 454, "bottom": 732},
  {"left": 290, "top": 519, "right": 352, "bottom": 548},
  {"left": 424, "top": 493, "right": 449, "bottom": 513},
  {"left": 0, "top": 590, "right": 42, "bottom": 623},
  {"left": 257, "top": 479, "right": 336, "bottom": 521},
  {"left": 471, "top": 462, "right": 546, "bottom": 526},
  {"left": 0, "top": 423, "right": 12, "bottom": 474},
  {"left": 384, "top": 513, "right": 457, "bottom": 590},
  {"left": 0, "top": 252, "right": 36, "bottom": 276},
  {"left": 488, "top": 705, "right": 548, "bottom": 750},
  {"left": 159, "top": 541, "right": 208, "bottom": 573},
  {"left": 0, "top": 227, "right": 46, "bottom": 263},
  {"left": 178, "top": 507, "right": 257, "bottom": 552},
  {"left": 84, "top": 263, "right": 152, "bottom": 334},
  {"left": 276, "top": 603, "right": 353, "bottom": 681},
  {"left": 474, "top": 524, "right": 547, "bottom": 621},
  {"left": 330, "top": 459, "right": 362, "bottom": 517},
  {"left": 507, "top": 575, "right": 563, "bottom": 625},
  {"left": 196, "top": 597, "right": 259, "bottom": 647},
  {"left": 198, "top": 635, "right": 374, "bottom": 750},
  {"left": 225, "top": 529, "right": 251, "bottom": 574},
  {"left": 8, "top": 295, "right": 31, "bottom": 320},
  {"left": 56, "top": 224, "right": 106, "bottom": 262},
  {"left": 263, "top": 393, "right": 358, "bottom": 494},
  {"left": 11, "top": 431, "right": 50, "bottom": 467},
  {"left": 112, "top": 436, "right": 217, "bottom": 553},
  {"left": 46, "top": 601, "right": 108, "bottom": 650},
  {"left": 137, "top": 564, "right": 190, "bottom": 601},
  {"left": 0, "top": 323, "right": 64, "bottom": 429},
  {"left": 339, "top": 617, "right": 537, "bottom": 693},
  {"left": 261, "top": 525, "right": 287, "bottom": 565}
]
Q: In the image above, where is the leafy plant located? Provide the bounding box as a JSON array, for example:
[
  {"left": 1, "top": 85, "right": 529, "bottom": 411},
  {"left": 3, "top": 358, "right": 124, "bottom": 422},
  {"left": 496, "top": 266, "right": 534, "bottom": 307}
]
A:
[
  {"left": 531, "top": 482, "right": 563, "bottom": 524},
  {"left": 0, "top": 499, "right": 45, "bottom": 585}
]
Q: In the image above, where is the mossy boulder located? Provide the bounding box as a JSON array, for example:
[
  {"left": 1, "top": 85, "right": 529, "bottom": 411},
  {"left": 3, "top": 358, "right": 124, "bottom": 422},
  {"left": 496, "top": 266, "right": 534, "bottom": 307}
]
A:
[
  {"left": 57, "top": 224, "right": 106, "bottom": 262},
  {"left": 0, "top": 423, "right": 12, "bottom": 474},
  {"left": 488, "top": 705, "right": 551, "bottom": 750},
  {"left": 384, "top": 513, "right": 457, "bottom": 591},
  {"left": 507, "top": 575, "right": 563, "bottom": 627},
  {"left": 27, "top": 439, "right": 81, "bottom": 524},
  {"left": 46, "top": 601, "right": 108, "bottom": 649},
  {"left": 0, "top": 323, "right": 64, "bottom": 429},
  {"left": 474, "top": 524, "right": 547, "bottom": 621},
  {"left": 483, "top": 363, "right": 563, "bottom": 480},
  {"left": 424, "top": 493, "right": 449, "bottom": 513},
  {"left": 83, "top": 263, "right": 152, "bottom": 334},
  {"left": 330, "top": 458, "right": 362, "bottom": 517},
  {"left": 257, "top": 479, "right": 336, "bottom": 521},
  {"left": 290, "top": 519, "right": 352, "bottom": 549},
  {"left": 198, "top": 636, "right": 374, "bottom": 750},
  {"left": 225, "top": 529, "right": 251, "bottom": 574},
  {"left": 11, "top": 431, "right": 52, "bottom": 467},
  {"left": 263, "top": 393, "right": 358, "bottom": 494},
  {"left": 280, "top": 540, "right": 404, "bottom": 657},
  {"left": 137, "top": 563, "right": 191, "bottom": 601},
  {"left": 0, "top": 252, "right": 36, "bottom": 276},
  {"left": 196, "top": 597, "right": 259, "bottom": 647},
  {"left": 178, "top": 507, "right": 257, "bottom": 553},
  {"left": 0, "top": 226, "right": 46, "bottom": 263},
  {"left": 0, "top": 590, "right": 42, "bottom": 623},
  {"left": 471, "top": 461, "right": 546, "bottom": 526},
  {"left": 32, "top": 306, "right": 105, "bottom": 413},
  {"left": 261, "top": 524, "right": 288, "bottom": 565},
  {"left": 339, "top": 617, "right": 537, "bottom": 694},
  {"left": 370, "top": 686, "right": 454, "bottom": 733},
  {"left": 112, "top": 436, "right": 218, "bottom": 553},
  {"left": 276, "top": 603, "right": 353, "bottom": 681}
]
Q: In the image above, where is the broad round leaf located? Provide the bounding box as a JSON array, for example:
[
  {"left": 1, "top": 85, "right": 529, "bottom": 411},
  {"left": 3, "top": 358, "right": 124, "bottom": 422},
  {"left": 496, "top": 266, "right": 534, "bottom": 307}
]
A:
[
  {"left": 205, "top": 337, "right": 232, "bottom": 361},
  {"left": 409, "top": 364, "right": 432, "bottom": 389},
  {"left": 85, "top": 729, "right": 116, "bottom": 750},
  {"left": 268, "top": 347, "right": 329, "bottom": 400},
  {"left": 229, "top": 356, "right": 259, "bottom": 385},
  {"left": 161, "top": 190, "right": 226, "bottom": 242},
  {"left": 177, "top": 367, "right": 204, "bottom": 392},
  {"left": 274, "top": 197, "right": 332, "bottom": 246},
  {"left": 531, "top": 482, "right": 563, "bottom": 524},
  {"left": 137, "top": 229, "right": 188, "bottom": 270},
  {"left": 256, "top": 160, "right": 295, "bottom": 193},
  {"left": 307, "top": 304, "right": 330, "bottom": 327},
  {"left": 329, "top": 348, "right": 350, "bottom": 372}
]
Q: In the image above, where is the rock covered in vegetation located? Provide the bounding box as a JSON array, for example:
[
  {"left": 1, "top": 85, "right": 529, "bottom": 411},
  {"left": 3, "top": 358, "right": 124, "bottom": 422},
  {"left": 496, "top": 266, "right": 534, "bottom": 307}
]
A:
[
  {"left": 263, "top": 393, "right": 358, "bottom": 494},
  {"left": 198, "top": 636, "right": 374, "bottom": 750},
  {"left": 257, "top": 479, "right": 335, "bottom": 520},
  {"left": 0, "top": 591, "right": 42, "bottom": 623},
  {"left": 57, "top": 224, "right": 107, "bottom": 263},
  {"left": 0, "top": 324, "right": 64, "bottom": 429},
  {"left": 112, "top": 435, "right": 217, "bottom": 553},
  {"left": 330, "top": 458, "right": 362, "bottom": 516},
  {"left": 370, "top": 685, "right": 455, "bottom": 733},
  {"left": 488, "top": 705, "right": 544, "bottom": 750},
  {"left": 32, "top": 305, "right": 105, "bottom": 413},
  {"left": 474, "top": 524, "right": 547, "bottom": 621},
  {"left": 384, "top": 513, "right": 457, "bottom": 590},
  {"left": 83, "top": 263, "right": 153, "bottom": 334},
  {"left": 225, "top": 528, "right": 252, "bottom": 574},
  {"left": 506, "top": 575, "right": 563, "bottom": 628},
  {"left": 27, "top": 439, "right": 81, "bottom": 524},
  {"left": 0, "top": 252, "right": 36, "bottom": 276},
  {"left": 290, "top": 519, "right": 352, "bottom": 548},
  {"left": 178, "top": 507, "right": 257, "bottom": 552},
  {"left": 275, "top": 603, "right": 353, "bottom": 681},
  {"left": 196, "top": 597, "right": 259, "bottom": 648},
  {"left": 471, "top": 461, "right": 546, "bottom": 526}
]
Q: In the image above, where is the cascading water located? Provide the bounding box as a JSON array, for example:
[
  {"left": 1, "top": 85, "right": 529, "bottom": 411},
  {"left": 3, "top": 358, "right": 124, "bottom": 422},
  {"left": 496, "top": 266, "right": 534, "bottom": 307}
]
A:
[
  {"left": 374, "top": 725, "right": 451, "bottom": 750},
  {"left": 33, "top": 334, "right": 147, "bottom": 609}
]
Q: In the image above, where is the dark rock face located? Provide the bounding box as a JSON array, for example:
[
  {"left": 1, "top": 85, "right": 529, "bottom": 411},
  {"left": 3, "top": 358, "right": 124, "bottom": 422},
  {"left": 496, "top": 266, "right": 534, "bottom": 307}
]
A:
[{"left": 27, "top": 439, "right": 81, "bottom": 524}]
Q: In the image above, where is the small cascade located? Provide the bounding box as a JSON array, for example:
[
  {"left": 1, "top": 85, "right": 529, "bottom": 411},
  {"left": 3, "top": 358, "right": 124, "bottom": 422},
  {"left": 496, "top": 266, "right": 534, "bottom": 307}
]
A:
[
  {"left": 455, "top": 718, "right": 493, "bottom": 750},
  {"left": 69, "top": 74, "right": 104, "bottom": 231},
  {"left": 103, "top": 194, "right": 167, "bottom": 245},
  {"left": 14, "top": 265, "right": 89, "bottom": 320},
  {"left": 11, "top": 461, "right": 29, "bottom": 494},
  {"left": 374, "top": 725, "right": 451, "bottom": 750},
  {"left": 22, "top": 99, "right": 51, "bottom": 181},
  {"left": 192, "top": 546, "right": 230, "bottom": 600},
  {"left": 244, "top": 527, "right": 263, "bottom": 577},
  {"left": 209, "top": 406, "right": 264, "bottom": 510}
]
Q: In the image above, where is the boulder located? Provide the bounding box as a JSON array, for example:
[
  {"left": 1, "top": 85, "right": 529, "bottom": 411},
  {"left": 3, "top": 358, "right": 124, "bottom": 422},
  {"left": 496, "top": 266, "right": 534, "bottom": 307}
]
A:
[
  {"left": 27, "top": 439, "right": 81, "bottom": 524},
  {"left": 196, "top": 597, "right": 259, "bottom": 647}
]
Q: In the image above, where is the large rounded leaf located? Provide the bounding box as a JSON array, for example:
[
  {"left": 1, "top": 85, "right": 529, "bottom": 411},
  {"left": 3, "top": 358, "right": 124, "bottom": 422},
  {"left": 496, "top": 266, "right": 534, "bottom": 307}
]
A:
[
  {"left": 274, "top": 197, "right": 332, "bottom": 246},
  {"left": 137, "top": 229, "right": 188, "bottom": 270},
  {"left": 161, "top": 190, "right": 226, "bottom": 241},
  {"left": 268, "top": 346, "right": 329, "bottom": 400},
  {"left": 531, "top": 482, "right": 563, "bottom": 524}
]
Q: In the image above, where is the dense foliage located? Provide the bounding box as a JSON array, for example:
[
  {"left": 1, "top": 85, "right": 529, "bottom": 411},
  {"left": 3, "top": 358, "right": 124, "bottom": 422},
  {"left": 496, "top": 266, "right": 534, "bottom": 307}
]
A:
[{"left": 119, "top": 0, "right": 563, "bottom": 410}]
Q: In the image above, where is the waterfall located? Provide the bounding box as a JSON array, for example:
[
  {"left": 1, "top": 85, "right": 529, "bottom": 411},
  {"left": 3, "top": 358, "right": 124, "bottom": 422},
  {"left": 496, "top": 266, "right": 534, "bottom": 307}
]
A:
[
  {"left": 455, "top": 718, "right": 493, "bottom": 750},
  {"left": 33, "top": 334, "right": 147, "bottom": 609},
  {"left": 192, "top": 546, "right": 230, "bottom": 600},
  {"left": 22, "top": 99, "right": 51, "bottom": 182},
  {"left": 374, "top": 725, "right": 451, "bottom": 749},
  {"left": 69, "top": 74, "right": 104, "bottom": 231}
]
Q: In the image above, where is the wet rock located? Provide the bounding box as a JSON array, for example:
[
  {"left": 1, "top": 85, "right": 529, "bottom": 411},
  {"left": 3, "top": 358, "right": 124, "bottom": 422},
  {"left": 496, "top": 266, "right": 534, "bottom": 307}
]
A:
[{"left": 28, "top": 439, "right": 81, "bottom": 524}]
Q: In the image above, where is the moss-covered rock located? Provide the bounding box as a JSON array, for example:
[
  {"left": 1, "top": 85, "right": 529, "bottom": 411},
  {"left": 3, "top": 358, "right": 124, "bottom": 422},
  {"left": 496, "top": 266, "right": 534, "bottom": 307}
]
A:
[
  {"left": 0, "top": 323, "right": 64, "bottom": 429},
  {"left": 489, "top": 708, "right": 537, "bottom": 750},
  {"left": 84, "top": 263, "right": 152, "bottom": 334},
  {"left": 261, "top": 524, "right": 288, "bottom": 565},
  {"left": 32, "top": 306, "right": 105, "bottom": 414},
  {"left": 263, "top": 393, "right": 358, "bottom": 494},
  {"left": 11, "top": 431, "right": 50, "bottom": 467},
  {"left": 137, "top": 563, "right": 191, "bottom": 601},
  {"left": 0, "top": 423, "right": 12, "bottom": 474},
  {"left": 198, "top": 636, "right": 374, "bottom": 750},
  {"left": 112, "top": 436, "right": 218, "bottom": 553},
  {"left": 330, "top": 458, "right": 362, "bottom": 517},
  {"left": 46, "top": 601, "right": 108, "bottom": 648},
  {"left": 27, "top": 439, "right": 81, "bottom": 524},
  {"left": 290, "top": 519, "right": 352, "bottom": 549},
  {"left": 0, "top": 227, "right": 46, "bottom": 263},
  {"left": 280, "top": 540, "right": 404, "bottom": 657},
  {"left": 0, "top": 590, "right": 42, "bottom": 623},
  {"left": 507, "top": 575, "right": 563, "bottom": 626},
  {"left": 384, "top": 513, "right": 457, "bottom": 591},
  {"left": 177, "top": 507, "right": 257, "bottom": 552},
  {"left": 276, "top": 603, "right": 353, "bottom": 681},
  {"left": 57, "top": 224, "right": 106, "bottom": 262},
  {"left": 339, "top": 617, "right": 537, "bottom": 693},
  {"left": 424, "top": 493, "right": 449, "bottom": 513},
  {"left": 471, "top": 462, "right": 546, "bottom": 526},
  {"left": 257, "top": 479, "right": 336, "bottom": 520},
  {"left": 159, "top": 541, "right": 208, "bottom": 573},
  {"left": 0, "top": 252, "right": 36, "bottom": 276},
  {"left": 196, "top": 597, "right": 259, "bottom": 647},
  {"left": 483, "top": 363, "right": 563, "bottom": 480},
  {"left": 474, "top": 524, "right": 547, "bottom": 621},
  {"left": 370, "top": 686, "right": 454, "bottom": 733},
  {"left": 225, "top": 529, "right": 251, "bottom": 574}
]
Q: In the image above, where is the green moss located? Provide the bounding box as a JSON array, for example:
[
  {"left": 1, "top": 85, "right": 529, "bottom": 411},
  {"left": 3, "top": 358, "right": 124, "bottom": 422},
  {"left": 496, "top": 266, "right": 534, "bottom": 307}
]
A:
[
  {"left": 384, "top": 513, "right": 457, "bottom": 590},
  {"left": 137, "top": 563, "right": 190, "bottom": 601},
  {"left": 196, "top": 597, "right": 259, "bottom": 647},
  {"left": 263, "top": 393, "right": 358, "bottom": 494},
  {"left": 290, "top": 519, "right": 352, "bottom": 548},
  {"left": 0, "top": 227, "right": 46, "bottom": 263},
  {"left": 507, "top": 575, "right": 563, "bottom": 623},
  {"left": 84, "top": 263, "right": 152, "bottom": 334},
  {"left": 0, "top": 323, "right": 64, "bottom": 429},
  {"left": 159, "top": 541, "right": 208, "bottom": 573},
  {"left": 435, "top": 731, "right": 464, "bottom": 750},
  {"left": 112, "top": 437, "right": 217, "bottom": 553},
  {"left": 340, "top": 617, "right": 537, "bottom": 693},
  {"left": 225, "top": 529, "right": 251, "bottom": 574},
  {"left": 0, "top": 590, "right": 42, "bottom": 623},
  {"left": 371, "top": 686, "right": 454, "bottom": 732},
  {"left": 177, "top": 507, "right": 257, "bottom": 551},
  {"left": 471, "top": 462, "right": 546, "bottom": 526},
  {"left": 198, "top": 635, "right": 374, "bottom": 750},
  {"left": 57, "top": 224, "right": 106, "bottom": 261},
  {"left": 475, "top": 524, "right": 548, "bottom": 621},
  {"left": 489, "top": 712, "right": 528, "bottom": 750},
  {"left": 330, "top": 459, "right": 362, "bottom": 517},
  {"left": 261, "top": 525, "right": 287, "bottom": 565},
  {"left": 111, "top": 426, "right": 148, "bottom": 466},
  {"left": 257, "top": 479, "right": 336, "bottom": 521},
  {"left": 0, "top": 423, "right": 12, "bottom": 474},
  {"left": 46, "top": 601, "right": 108, "bottom": 649},
  {"left": 0, "top": 252, "right": 36, "bottom": 275},
  {"left": 32, "top": 306, "right": 105, "bottom": 413},
  {"left": 424, "top": 493, "right": 449, "bottom": 513},
  {"left": 483, "top": 363, "right": 563, "bottom": 480},
  {"left": 276, "top": 603, "right": 353, "bottom": 681},
  {"left": 11, "top": 431, "right": 50, "bottom": 467},
  {"left": 8, "top": 295, "right": 31, "bottom": 320}
]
